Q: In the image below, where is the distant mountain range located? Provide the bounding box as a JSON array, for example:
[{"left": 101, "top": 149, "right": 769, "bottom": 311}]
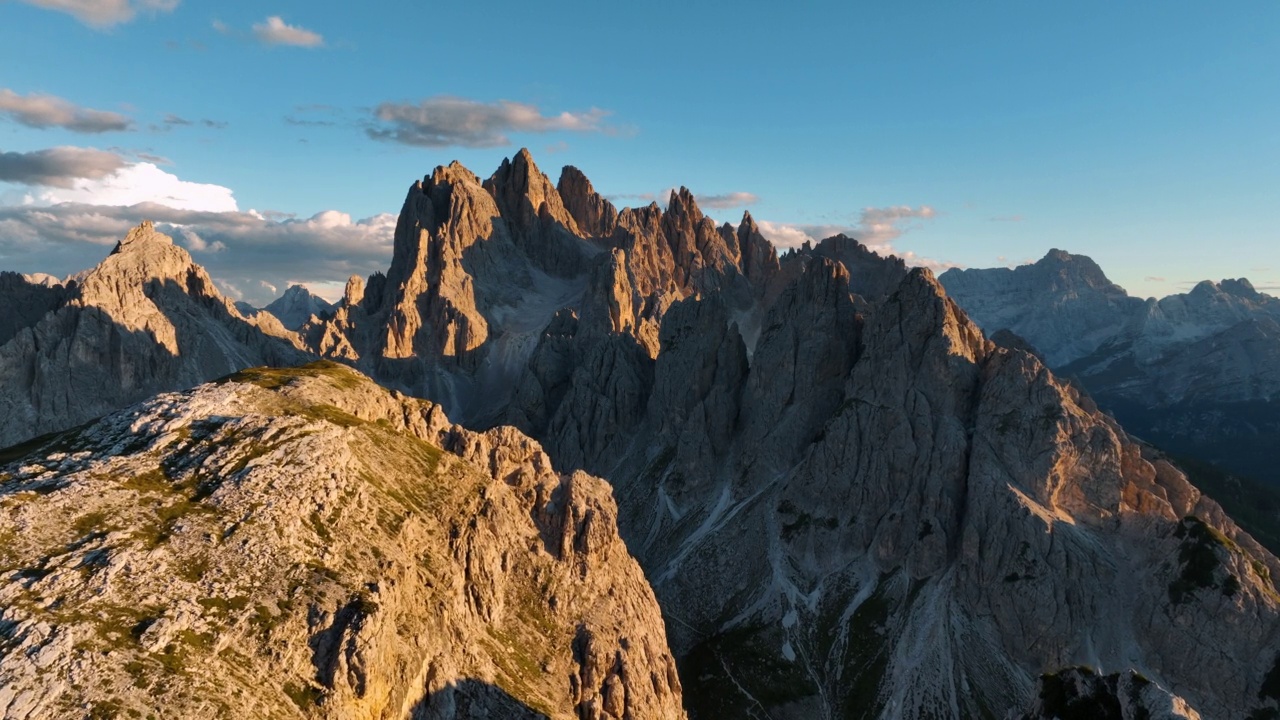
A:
[
  {"left": 941, "top": 252, "right": 1280, "bottom": 491},
  {"left": 0, "top": 152, "right": 1276, "bottom": 719}
]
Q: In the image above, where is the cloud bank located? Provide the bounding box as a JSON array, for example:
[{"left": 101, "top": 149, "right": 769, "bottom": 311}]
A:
[
  {"left": 368, "top": 97, "right": 612, "bottom": 148},
  {"left": 0, "top": 152, "right": 391, "bottom": 305},
  {"left": 0, "top": 202, "right": 395, "bottom": 304},
  {"left": 0, "top": 147, "right": 129, "bottom": 187},
  {"left": 0, "top": 89, "right": 131, "bottom": 133}
]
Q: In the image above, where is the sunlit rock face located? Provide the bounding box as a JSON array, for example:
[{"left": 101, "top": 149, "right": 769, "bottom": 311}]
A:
[
  {"left": 0, "top": 362, "right": 686, "bottom": 720},
  {"left": 0, "top": 221, "right": 310, "bottom": 449},
  {"left": 303, "top": 152, "right": 1280, "bottom": 719}
]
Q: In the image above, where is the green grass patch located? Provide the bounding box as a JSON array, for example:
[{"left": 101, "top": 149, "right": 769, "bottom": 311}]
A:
[
  {"left": 283, "top": 681, "right": 323, "bottom": 711},
  {"left": 72, "top": 510, "right": 112, "bottom": 539},
  {"left": 1168, "top": 516, "right": 1240, "bottom": 604},
  {"left": 224, "top": 360, "right": 363, "bottom": 391}
]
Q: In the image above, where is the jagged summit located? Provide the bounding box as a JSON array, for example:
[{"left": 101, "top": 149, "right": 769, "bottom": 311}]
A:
[
  {"left": 557, "top": 164, "right": 618, "bottom": 237},
  {"left": 111, "top": 219, "right": 172, "bottom": 254}
]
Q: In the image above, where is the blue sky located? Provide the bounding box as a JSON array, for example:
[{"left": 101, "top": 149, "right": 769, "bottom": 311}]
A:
[{"left": 1, "top": 0, "right": 1277, "bottom": 303}]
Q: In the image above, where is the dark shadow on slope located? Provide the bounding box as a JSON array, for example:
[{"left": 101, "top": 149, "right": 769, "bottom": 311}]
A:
[
  {"left": 1160, "top": 451, "right": 1280, "bottom": 557},
  {"left": 0, "top": 277, "right": 312, "bottom": 449},
  {"left": 408, "top": 678, "right": 551, "bottom": 719},
  {"left": 0, "top": 271, "right": 69, "bottom": 346}
]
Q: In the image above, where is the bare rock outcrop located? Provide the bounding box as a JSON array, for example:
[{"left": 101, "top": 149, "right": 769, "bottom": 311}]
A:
[
  {"left": 0, "top": 271, "right": 67, "bottom": 346},
  {"left": 0, "top": 362, "right": 685, "bottom": 720},
  {"left": 595, "top": 266, "right": 1280, "bottom": 719}
]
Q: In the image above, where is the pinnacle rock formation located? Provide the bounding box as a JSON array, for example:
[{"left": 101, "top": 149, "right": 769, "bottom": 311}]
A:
[
  {"left": 557, "top": 165, "right": 618, "bottom": 238},
  {"left": 0, "top": 222, "right": 310, "bottom": 450},
  {"left": 0, "top": 362, "right": 685, "bottom": 720},
  {"left": 305, "top": 150, "right": 770, "bottom": 426}
]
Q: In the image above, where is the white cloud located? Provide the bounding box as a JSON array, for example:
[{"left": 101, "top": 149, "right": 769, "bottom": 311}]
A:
[
  {"left": 755, "top": 205, "right": 956, "bottom": 273},
  {"left": 368, "top": 96, "right": 613, "bottom": 148},
  {"left": 754, "top": 220, "right": 814, "bottom": 250},
  {"left": 856, "top": 205, "right": 937, "bottom": 247},
  {"left": 177, "top": 227, "right": 224, "bottom": 253},
  {"left": 15, "top": 0, "right": 178, "bottom": 28},
  {"left": 29, "top": 162, "right": 238, "bottom": 212},
  {"left": 755, "top": 205, "right": 938, "bottom": 251},
  {"left": 252, "top": 16, "right": 324, "bottom": 48},
  {"left": 0, "top": 89, "right": 132, "bottom": 133}
]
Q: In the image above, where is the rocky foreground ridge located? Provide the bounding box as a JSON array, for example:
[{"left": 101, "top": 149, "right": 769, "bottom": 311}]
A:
[
  {"left": 294, "top": 150, "right": 1280, "bottom": 718},
  {"left": 0, "top": 361, "right": 684, "bottom": 719}
]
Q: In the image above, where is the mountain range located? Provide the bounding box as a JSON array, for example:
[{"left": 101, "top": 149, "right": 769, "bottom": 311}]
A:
[
  {"left": 1, "top": 150, "right": 1277, "bottom": 719},
  {"left": 941, "top": 253, "right": 1280, "bottom": 540}
]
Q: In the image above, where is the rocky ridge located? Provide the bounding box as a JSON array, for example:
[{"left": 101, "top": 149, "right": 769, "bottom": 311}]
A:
[
  {"left": 0, "top": 222, "right": 311, "bottom": 450},
  {"left": 301, "top": 151, "right": 1280, "bottom": 718},
  {"left": 0, "top": 361, "right": 685, "bottom": 720}
]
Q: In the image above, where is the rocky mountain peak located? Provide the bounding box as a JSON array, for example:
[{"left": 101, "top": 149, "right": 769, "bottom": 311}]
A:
[
  {"left": 263, "top": 284, "right": 335, "bottom": 331},
  {"left": 1220, "top": 277, "right": 1263, "bottom": 298},
  {"left": 808, "top": 233, "right": 910, "bottom": 300},
  {"left": 111, "top": 220, "right": 172, "bottom": 254},
  {"left": 483, "top": 147, "right": 581, "bottom": 240},
  {"left": 83, "top": 222, "right": 212, "bottom": 306},
  {"left": 557, "top": 164, "right": 618, "bottom": 238},
  {"left": 0, "top": 223, "right": 310, "bottom": 449},
  {"left": 734, "top": 209, "right": 780, "bottom": 299},
  {"left": 1035, "top": 247, "right": 1116, "bottom": 289},
  {"left": 665, "top": 186, "right": 703, "bottom": 223}
]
